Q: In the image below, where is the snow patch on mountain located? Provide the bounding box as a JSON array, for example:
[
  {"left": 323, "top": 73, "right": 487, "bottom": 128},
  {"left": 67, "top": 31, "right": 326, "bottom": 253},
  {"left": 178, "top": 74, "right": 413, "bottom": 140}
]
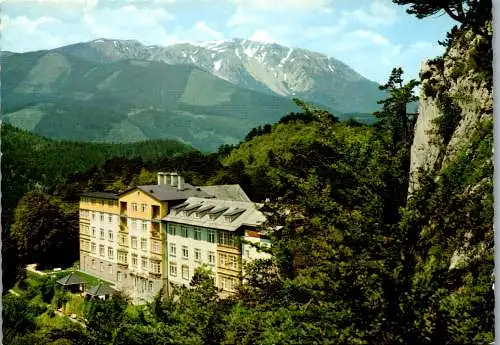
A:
[{"left": 214, "top": 60, "right": 222, "bottom": 71}]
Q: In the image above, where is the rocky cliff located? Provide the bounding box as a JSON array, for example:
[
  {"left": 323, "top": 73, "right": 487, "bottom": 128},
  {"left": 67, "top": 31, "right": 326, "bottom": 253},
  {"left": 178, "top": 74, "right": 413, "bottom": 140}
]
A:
[
  {"left": 408, "top": 21, "right": 493, "bottom": 275},
  {"left": 409, "top": 22, "right": 493, "bottom": 193}
]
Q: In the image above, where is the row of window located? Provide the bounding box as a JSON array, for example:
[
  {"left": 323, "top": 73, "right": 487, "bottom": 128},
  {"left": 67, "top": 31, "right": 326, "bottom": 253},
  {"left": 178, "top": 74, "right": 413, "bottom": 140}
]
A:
[
  {"left": 82, "top": 198, "right": 117, "bottom": 206},
  {"left": 167, "top": 263, "right": 239, "bottom": 292},
  {"left": 91, "top": 243, "right": 115, "bottom": 259},
  {"left": 167, "top": 223, "right": 238, "bottom": 246},
  {"left": 129, "top": 219, "right": 149, "bottom": 232},
  {"left": 128, "top": 203, "right": 149, "bottom": 213},
  {"left": 90, "top": 212, "right": 116, "bottom": 223},
  {"left": 90, "top": 227, "right": 115, "bottom": 241},
  {"left": 169, "top": 262, "right": 190, "bottom": 280},
  {"left": 132, "top": 276, "right": 155, "bottom": 293},
  {"left": 115, "top": 251, "right": 162, "bottom": 274},
  {"left": 219, "top": 275, "right": 239, "bottom": 292},
  {"left": 89, "top": 259, "right": 113, "bottom": 274},
  {"left": 168, "top": 243, "right": 216, "bottom": 264}
]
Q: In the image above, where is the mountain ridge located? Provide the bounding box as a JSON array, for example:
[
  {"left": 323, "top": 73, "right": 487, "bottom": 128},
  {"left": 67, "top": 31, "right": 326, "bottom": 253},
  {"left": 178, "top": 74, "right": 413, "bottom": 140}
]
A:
[{"left": 2, "top": 37, "right": 383, "bottom": 150}]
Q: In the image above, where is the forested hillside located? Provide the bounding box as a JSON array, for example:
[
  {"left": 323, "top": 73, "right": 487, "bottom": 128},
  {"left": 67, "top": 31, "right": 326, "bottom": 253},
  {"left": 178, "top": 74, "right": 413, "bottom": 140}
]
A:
[{"left": 2, "top": 1, "right": 493, "bottom": 344}]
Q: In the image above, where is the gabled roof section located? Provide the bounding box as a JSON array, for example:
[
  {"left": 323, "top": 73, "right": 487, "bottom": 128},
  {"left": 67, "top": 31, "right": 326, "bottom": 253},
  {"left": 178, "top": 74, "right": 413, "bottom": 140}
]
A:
[
  {"left": 163, "top": 197, "right": 266, "bottom": 231},
  {"left": 56, "top": 272, "right": 88, "bottom": 286},
  {"left": 86, "top": 283, "right": 117, "bottom": 296},
  {"left": 199, "top": 185, "right": 251, "bottom": 202},
  {"left": 118, "top": 184, "right": 211, "bottom": 202},
  {"left": 80, "top": 192, "right": 118, "bottom": 200}
]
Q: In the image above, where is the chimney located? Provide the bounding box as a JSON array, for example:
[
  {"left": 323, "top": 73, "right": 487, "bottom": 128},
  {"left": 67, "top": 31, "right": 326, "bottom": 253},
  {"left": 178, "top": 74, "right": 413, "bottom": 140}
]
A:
[
  {"left": 170, "top": 172, "right": 178, "bottom": 187},
  {"left": 157, "top": 172, "right": 165, "bottom": 185},
  {"left": 178, "top": 175, "right": 184, "bottom": 191}
]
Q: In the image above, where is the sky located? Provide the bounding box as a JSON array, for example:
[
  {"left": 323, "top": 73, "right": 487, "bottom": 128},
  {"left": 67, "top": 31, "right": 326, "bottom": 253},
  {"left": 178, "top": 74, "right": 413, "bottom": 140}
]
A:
[{"left": 0, "top": 0, "right": 457, "bottom": 84}]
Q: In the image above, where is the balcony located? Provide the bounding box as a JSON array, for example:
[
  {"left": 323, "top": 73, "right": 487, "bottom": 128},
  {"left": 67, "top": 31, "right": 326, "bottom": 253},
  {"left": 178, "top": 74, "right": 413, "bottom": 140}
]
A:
[
  {"left": 120, "top": 202, "right": 127, "bottom": 216},
  {"left": 151, "top": 205, "right": 161, "bottom": 220}
]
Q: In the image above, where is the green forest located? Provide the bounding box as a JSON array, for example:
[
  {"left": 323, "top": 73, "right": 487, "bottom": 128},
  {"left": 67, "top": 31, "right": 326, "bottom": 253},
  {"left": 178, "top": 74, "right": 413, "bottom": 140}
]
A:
[{"left": 2, "top": 1, "right": 493, "bottom": 344}]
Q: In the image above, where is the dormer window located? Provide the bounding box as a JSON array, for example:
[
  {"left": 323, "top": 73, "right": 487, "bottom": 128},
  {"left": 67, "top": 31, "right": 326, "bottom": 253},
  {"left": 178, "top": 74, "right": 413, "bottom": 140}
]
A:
[
  {"left": 223, "top": 208, "right": 246, "bottom": 222},
  {"left": 182, "top": 203, "right": 203, "bottom": 216},
  {"left": 195, "top": 205, "right": 215, "bottom": 218},
  {"left": 207, "top": 206, "right": 229, "bottom": 220},
  {"left": 171, "top": 202, "right": 188, "bottom": 215}
]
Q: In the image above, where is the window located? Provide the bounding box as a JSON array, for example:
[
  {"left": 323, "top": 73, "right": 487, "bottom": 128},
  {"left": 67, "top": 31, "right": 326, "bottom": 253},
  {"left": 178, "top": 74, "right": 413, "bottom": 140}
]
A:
[
  {"left": 109, "top": 264, "right": 113, "bottom": 274},
  {"left": 132, "top": 254, "right": 138, "bottom": 267},
  {"left": 108, "top": 214, "right": 113, "bottom": 223},
  {"left": 169, "top": 243, "right": 176, "bottom": 257},
  {"left": 245, "top": 250, "right": 250, "bottom": 258},
  {"left": 92, "top": 227, "right": 96, "bottom": 237},
  {"left": 181, "top": 225, "right": 189, "bottom": 238},
  {"left": 142, "top": 221, "right": 147, "bottom": 232},
  {"left": 181, "top": 265, "right": 189, "bottom": 280},
  {"left": 141, "top": 238, "right": 147, "bottom": 251},
  {"left": 132, "top": 203, "right": 138, "bottom": 212},
  {"left": 92, "top": 259, "right": 96, "bottom": 268},
  {"left": 117, "top": 271, "right": 123, "bottom": 282},
  {"left": 100, "top": 213, "right": 105, "bottom": 222},
  {"left": 131, "top": 237, "right": 137, "bottom": 249},
  {"left": 194, "top": 248, "right": 201, "bottom": 262},
  {"left": 92, "top": 212, "right": 96, "bottom": 220},
  {"left": 152, "top": 240, "right": 160, "bottom": 254},
  {"left": 141, "top": 203, "right": 147, "bottom": 212},
  {"left": 208, "top": 251, "right": 215, "bottom": 265},
  {"left": 194, "top": 228, "right": 201, "bottom": 240},
  {"left": 150, "top": 260, "right": 161, "bottom": 274},
  {"left": 169, "top": 263, "right": 177, "bottom": 277},
  {"left": 108, "top": 247, "right": 113, "bottom": 259},
  {"left": 208, "top": 230, "right": 216, "bottom": 243},
  {"left": 218, "top": 253, "right": 226, "bottom": 267},
  {"left": 219, "top": 275, "right": 238, "bottom": 292},
  {"left": 100, "top": 228, "right": 105, "bottom": 240},
  {"left": 229, "top": 255, "right": 238, "bottom": 270},
  {"left": 101, "top": 200, "right": 105, "bottom": 206},
  {"left": 148, "top": 281, "right": 153, "bottom": 292},
  {"left": 108, "top": 230, "right": 113, "bottom": 242},
  {"left": 99, "top": 245, "right": 105, "bottom": 257},
  {"left": 219, "top": 231, "right": 237, "bottom": 247},
  {"left": 117, "top": 251, "right": 128, "bottom": 264},
  {"left": 91, "top": 242, "right": 97, "bottom": 254},
  {"left": 100, "top": 262, "right": 104, "bottom": 271},
  {"left": 182, "top": 246, "right": 189, "bottom": 259},
  {"left": 141, "top": 258, "right": 148, "bottom": 270},
  {"left": 119, "top": 234, "right": 127, "bottom": 246},
  {"left": 168, "top": 223, "right": 177, "bottom": 236}
]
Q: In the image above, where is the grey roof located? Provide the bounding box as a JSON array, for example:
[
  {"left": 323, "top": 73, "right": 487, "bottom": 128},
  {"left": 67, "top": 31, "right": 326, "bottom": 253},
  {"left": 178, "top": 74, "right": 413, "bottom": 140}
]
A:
[
  {"left": 163, "top": 197, "right": 266, "bottom": 231},
  {"left": 199, "top": 185, "right": 251, "bottom": 202},
  {"left": 56, "top": 272, "right": 88, "bottom": 286},
  {"left": 86, "top": 283, "right": 117, "bottom": 296},
  {"left": 120, "top": 184, "right": 211, "bottom": 202},
  {"left": 81, "top": 192, "right": 118, "bottom": 200}
]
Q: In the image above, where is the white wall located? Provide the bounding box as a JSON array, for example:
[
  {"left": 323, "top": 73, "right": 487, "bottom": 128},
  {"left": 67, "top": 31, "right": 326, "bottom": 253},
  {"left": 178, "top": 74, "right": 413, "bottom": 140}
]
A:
[
  {"left": 87, "top": 211, "right": 119, "bottom": 278},
  {"left": 127, "top": 217, "right": 151, "bottom": 276},
  {"left": 166, "top": 225, "right": 218, "bottom": 287}
]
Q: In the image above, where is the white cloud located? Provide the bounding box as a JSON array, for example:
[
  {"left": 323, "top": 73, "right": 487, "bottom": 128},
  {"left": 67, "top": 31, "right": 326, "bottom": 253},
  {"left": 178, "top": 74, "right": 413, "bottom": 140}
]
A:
[
  {"left": 227, "top": 0, "right": 331, "bottom": 11},
  {"left": 226, "top": 6, "right": 259, "bottom": 27},
  {"left": 249, "top": 29, "right": 275, "bottom": 43},
  {"left": 353, "top": 29, "right": 390, "bottom": 46},
  {"left": 194, "top": 21, "right": 224, "bottom": 40},
  {"left": 341, "top": 0, "right": 398, "bottom": 27}
]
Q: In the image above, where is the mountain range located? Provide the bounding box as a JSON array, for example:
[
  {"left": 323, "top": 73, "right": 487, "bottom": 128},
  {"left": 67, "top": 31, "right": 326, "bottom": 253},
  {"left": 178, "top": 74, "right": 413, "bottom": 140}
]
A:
[{"left": 1, "top": 38, "right": 384, "bottom": 151}]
